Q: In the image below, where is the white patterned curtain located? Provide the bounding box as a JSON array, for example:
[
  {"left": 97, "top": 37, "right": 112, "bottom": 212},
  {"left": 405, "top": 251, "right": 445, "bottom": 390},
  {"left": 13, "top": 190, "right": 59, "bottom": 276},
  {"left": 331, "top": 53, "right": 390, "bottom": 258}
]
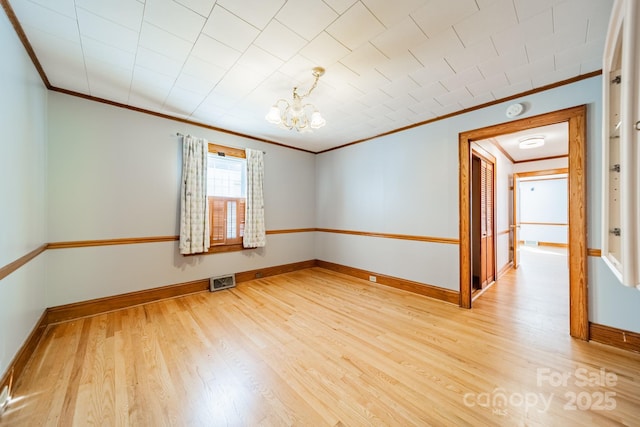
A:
[
  {"left": 179, "top": 135, "right": 210, "bottom": 255},
  {"left": 243, "top": 148, "right": 266, "bottom": 248}
]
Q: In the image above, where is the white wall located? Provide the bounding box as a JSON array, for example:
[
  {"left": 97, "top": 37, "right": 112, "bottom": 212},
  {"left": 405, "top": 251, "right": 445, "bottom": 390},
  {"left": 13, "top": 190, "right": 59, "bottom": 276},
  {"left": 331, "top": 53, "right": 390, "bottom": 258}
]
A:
[
  {"left": 0, "top": 11, "right": 48, "bottom": 378},
  {"left": 46, "top": 93, "right": 316, "bottom": 307},
  {"left": 316, "top": 76, "right": 640, "bottom": 333},
  {"left": 519, "top": 178, "right": 568, "bottom": 244}
]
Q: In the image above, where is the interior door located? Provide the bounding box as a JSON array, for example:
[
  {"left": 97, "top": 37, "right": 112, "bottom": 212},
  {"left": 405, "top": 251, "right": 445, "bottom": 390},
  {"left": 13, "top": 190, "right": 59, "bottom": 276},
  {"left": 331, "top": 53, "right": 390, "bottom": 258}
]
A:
[
  {"left": 472, "top": 153, "right": 496, "bottom": 289},
  {"left": 478, "top": 159, "right": 495, "bottom": 286},
  {"left": 512, "top": 174, "right": 520, "bottom": 269}
]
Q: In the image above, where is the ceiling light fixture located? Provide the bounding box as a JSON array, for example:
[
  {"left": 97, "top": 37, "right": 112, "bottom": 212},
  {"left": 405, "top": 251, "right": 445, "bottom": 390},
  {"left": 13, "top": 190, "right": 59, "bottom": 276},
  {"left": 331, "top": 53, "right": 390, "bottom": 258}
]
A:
[
  {"left": 518, "top": 136, "right": 545, "bottom": 149},
  {"left": 265, "top": 66, "right": 326, "bottom": 133}
]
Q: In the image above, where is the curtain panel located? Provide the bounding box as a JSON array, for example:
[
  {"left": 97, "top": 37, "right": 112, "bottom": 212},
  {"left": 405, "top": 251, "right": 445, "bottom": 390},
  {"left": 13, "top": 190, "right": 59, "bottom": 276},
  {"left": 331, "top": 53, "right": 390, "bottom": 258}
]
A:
[
  {"left": 179, "top": 135, "right": 210, "bottom": 255},
  {"left": 243, "top": 148, "right": 266, "bottom": 248}
]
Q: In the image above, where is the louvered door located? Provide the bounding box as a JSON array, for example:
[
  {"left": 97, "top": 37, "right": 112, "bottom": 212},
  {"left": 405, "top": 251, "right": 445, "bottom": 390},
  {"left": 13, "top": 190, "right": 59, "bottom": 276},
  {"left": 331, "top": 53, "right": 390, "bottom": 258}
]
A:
[
  {"left": 474, "top": 156, "right": 495, "bottom": 289},
  {"left": 484, "top": 161, "right": 495, "bottom": 285}
]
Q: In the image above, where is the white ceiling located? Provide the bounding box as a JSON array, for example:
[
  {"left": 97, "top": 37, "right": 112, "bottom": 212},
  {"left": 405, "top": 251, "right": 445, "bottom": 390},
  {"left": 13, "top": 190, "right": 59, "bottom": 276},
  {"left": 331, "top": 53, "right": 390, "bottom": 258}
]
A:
[
  {"left": 491, "top": 121, "right": 568, "bottom": 162},
  {"left": 6, "top": 0, "right": 613, "bottom": 153}
]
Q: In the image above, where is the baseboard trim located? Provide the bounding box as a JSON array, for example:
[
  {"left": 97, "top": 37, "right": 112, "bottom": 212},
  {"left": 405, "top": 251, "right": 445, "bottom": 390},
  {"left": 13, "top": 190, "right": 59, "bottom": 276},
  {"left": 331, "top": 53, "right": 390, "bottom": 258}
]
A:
[
  {"left": 589, "top": 323, "right": 640, "bottom": 353},
  {"left": 0, "top": 309, "right": 48, "bottom": 404},
  {"left": 235, "top": 260, "right": 317, "bottom": 283},
  {"left": 45, "top": 279, "right": 210, "bottom": 325},
  {"left": 316, "top": 260, "right": 459, "bottom": 304}
]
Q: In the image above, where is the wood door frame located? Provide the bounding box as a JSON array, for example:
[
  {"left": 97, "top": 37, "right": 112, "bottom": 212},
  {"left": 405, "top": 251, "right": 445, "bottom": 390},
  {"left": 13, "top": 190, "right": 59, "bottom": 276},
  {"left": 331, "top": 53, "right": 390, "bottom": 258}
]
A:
[
  {"left": 459, "top": 105, "right": 588, "bottom": 340},
  {"left": 513, "top": 168, "right": 569, "bottom": 269}
]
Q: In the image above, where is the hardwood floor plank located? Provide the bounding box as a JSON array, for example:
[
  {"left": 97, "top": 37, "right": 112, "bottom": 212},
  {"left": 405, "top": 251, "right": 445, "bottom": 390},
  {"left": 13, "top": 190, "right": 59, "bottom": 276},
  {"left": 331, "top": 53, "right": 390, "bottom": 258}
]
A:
[{"left": 2, "top": 250, "right": 639, "bottom": 426}]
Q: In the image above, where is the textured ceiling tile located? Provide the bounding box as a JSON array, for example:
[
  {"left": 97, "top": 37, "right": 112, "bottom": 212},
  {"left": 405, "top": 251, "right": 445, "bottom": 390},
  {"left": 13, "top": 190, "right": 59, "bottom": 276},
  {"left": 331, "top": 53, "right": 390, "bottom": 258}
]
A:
[
  {"left": 82, "top": 36, "right": 135, "bottom": 72},
  {"left": 300, "top": 32, "right": 351, "bottom": 66},
  {"left": 383, "top": 93, "right": 419, "bottom": 111},
  {"left": 181, "top": 56, "right": 226, "bottom": 82},
  {"left": 216, "top": 0, "right": 286, "bottom": 29},
  {"left": 371, "top": 16, "right": 428, "bottom": 58},
  {"left": 236, "top": 45, "right": 284, "bottom": 78},
  {"left": 357, "top": 89, "right": 392, "bottom": 107},
  {"left": 254, "top": 20, "right": 307, "bottom": 61},
  {"left": 459, "top": 92, "right": 495, "bottom": 109},
  {"left": 7, "top": 0, "right": 614, "bottom": 151},
  {"left": 491, "top": 9, "right": 553, "bottom": 56},
  {"left": 361, "top": 0, "right": 426, "bottom": 27},
  {"left": 431, "top": 102, "right": 463, "bottom": 117},
  {"left": 466, "top": 72, "right": 509, "bottom": 97},
  {"left": 526, "top": 23, "right": 587, "bottom": 63},
  {"left": 445, "top": 38, "right": 497, "bottom": 73},
  {"left": 340, "top": 42, "right": 388, "bottom": 75},
  {"left": 555, "top": 38, "right": 605, "bottom": 71},
  {"left": 317, "top": 62, "right": 359, "bottom": 91},
  {"left": 191, "top": 34, "right": 242, "bottom": 69},
  {"left": 491, "top": 79, "right": 532, "bottom": 99},
  {"left": 11, "top": 1, "right": 80, "bottom": 43},
  {"left": 409, "top": 97, "right": 443, "bottom": 115},
  {"left": 276, "top": 0, "right": 338, "bottom": 41},
  {"left": 411, "top": 0, "right": 478, "bottom": 38},
  {"left": 532, "top": 63, "right": 581, "bottom": 87},
  {"left": 410, "top": 58, "right": 455, "bottom": 86},
  {"left": 131, "top": 66, "right": 175, "bottom": 92},
  {"left": 380, "top": 76, "right": 421, "bottom": 98},
  {"left": 347, "top": 69, "right": 389, "bottom": 93},
  {"left": 24, "top": 0, "right": 76, "bottom": 19},
  {"left": 411, "top": 81, "right": 448, "bottom": 100},
  {"left": 76, "top": 0, "right": 144, "bottom": 31},
  {"left": 454, "top": 0, "right": 517, "bottom": 47},
  {"left": 202, "top": 6, "right": 260, "bottom": 52},
  {"left": 477, "top": 46, "right": 528, "bottom": 78},
  {"left": 580, "top": 57, "right": 602, "bottom": 74},
  {"left": 135, "top": 47, "right": 184, "bottom": 78},
  {"left": 77, "top": 8, "right": 138, "bottom": 53},
  {"left": 174, "top": 0, "right": 216, "bottom": 17},
  {"left": 410, "top": 27, "right": 464, "bottom": 66},
  {"left": 376, "top": 51, "right": 423, "bottom": 80},
  {"left": 278, "top": 55, "right": 319, "bottom": 82},
  {"left": 85, "top": 58, "right": 133, "bottom": 100},
  {"left": 512, "top": 0, "right": 556, "bottom": 21},
  {"left": 322, "top": 0, "right": 358, "bottom": 14},
  {"left": 553, "top": 0, "right": 614, "bottom": 34},
  {"left": 439, "top": 66, "right": 483, "bottom": 91},
  {"left": 163, "top": 86, "right": 207, "bottom": 115},
  {"left": 326, "top": 2, "right": 385, "bottom": 50},
  {"left": 139, "top": 22, "right": 193, "bottom": 62},
  {"left": 25, "top": 31, "right": 88, "bottom": 90},
  {"left": 143, "top": 0, "right": 205, "bottom": 42},
  {"left": 505, "top": 56, "right": 554, "bottom": 84}
]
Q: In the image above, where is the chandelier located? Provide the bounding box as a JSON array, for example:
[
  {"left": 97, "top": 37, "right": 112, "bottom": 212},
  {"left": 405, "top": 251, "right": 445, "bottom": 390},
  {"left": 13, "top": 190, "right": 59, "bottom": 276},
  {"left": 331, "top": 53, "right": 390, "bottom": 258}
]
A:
[{"left": 265, "top": 66, "right": 326, "bottom": 132}]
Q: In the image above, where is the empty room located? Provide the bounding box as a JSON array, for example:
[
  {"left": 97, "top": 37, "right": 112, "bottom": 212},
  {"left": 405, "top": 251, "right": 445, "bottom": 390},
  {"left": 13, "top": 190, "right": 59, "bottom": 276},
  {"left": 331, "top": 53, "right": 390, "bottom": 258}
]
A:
[{"left": 1, "top": 0, "right": 640, "bottom": 425}]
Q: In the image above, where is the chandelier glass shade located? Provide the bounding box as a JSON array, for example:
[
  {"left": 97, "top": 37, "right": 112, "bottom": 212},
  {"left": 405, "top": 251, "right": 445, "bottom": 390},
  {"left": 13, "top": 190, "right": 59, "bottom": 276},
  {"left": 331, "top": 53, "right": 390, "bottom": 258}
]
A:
[{"left": 265, "top": 67, "right": 326, "bottom": 133}]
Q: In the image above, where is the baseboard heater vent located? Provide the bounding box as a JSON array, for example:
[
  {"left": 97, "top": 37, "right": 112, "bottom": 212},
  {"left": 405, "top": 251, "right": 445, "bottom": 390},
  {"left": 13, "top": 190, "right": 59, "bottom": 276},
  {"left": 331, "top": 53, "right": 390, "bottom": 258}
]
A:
[{"left": 210, "top": 274, "right": 236, "bottom": 292}]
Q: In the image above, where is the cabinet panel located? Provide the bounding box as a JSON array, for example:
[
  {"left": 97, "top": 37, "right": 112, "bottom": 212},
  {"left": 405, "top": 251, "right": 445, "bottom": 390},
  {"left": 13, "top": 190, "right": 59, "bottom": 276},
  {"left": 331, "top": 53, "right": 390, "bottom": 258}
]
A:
[{"left": 602, "top": 0, "right": 640, "bottom": 289}]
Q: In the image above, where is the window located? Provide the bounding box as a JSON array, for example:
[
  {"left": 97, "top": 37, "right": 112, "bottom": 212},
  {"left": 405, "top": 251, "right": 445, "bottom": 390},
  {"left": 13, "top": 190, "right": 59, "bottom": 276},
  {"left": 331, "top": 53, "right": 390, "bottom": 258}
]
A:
[{"left": 207, "top": 144, "right": 246, "bottom": 250}]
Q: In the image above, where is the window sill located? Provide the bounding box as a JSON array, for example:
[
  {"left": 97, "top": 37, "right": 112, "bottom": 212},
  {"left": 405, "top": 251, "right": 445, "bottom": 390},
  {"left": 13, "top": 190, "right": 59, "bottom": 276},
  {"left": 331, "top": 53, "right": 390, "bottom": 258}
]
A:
[{"left": 185, "top": 243, "right": 253, "bottom": 256}]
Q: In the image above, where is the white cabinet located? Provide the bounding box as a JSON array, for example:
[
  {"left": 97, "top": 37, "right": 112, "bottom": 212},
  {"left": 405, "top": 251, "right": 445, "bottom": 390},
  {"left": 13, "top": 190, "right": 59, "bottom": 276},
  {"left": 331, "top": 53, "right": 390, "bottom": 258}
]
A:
[{"left": 602, "top": 0, "right": 640, "bottom": 289}]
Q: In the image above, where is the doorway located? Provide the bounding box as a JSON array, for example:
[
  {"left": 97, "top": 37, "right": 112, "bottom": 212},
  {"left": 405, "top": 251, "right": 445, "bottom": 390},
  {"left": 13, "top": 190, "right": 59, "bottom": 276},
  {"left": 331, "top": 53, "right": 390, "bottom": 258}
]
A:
[
  {"left": 458, "top": 105, "right": 588, "bottom": 340},
  {"left": 513, "top": 169, "right": 569, "bottom": 269}
]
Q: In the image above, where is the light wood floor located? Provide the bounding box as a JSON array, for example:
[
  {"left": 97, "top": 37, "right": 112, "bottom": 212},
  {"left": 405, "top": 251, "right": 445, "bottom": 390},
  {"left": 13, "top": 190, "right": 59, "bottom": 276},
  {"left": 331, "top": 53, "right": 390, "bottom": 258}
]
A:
[{"left": 2, "top": 250, "right": 639, "bottom": 426}]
